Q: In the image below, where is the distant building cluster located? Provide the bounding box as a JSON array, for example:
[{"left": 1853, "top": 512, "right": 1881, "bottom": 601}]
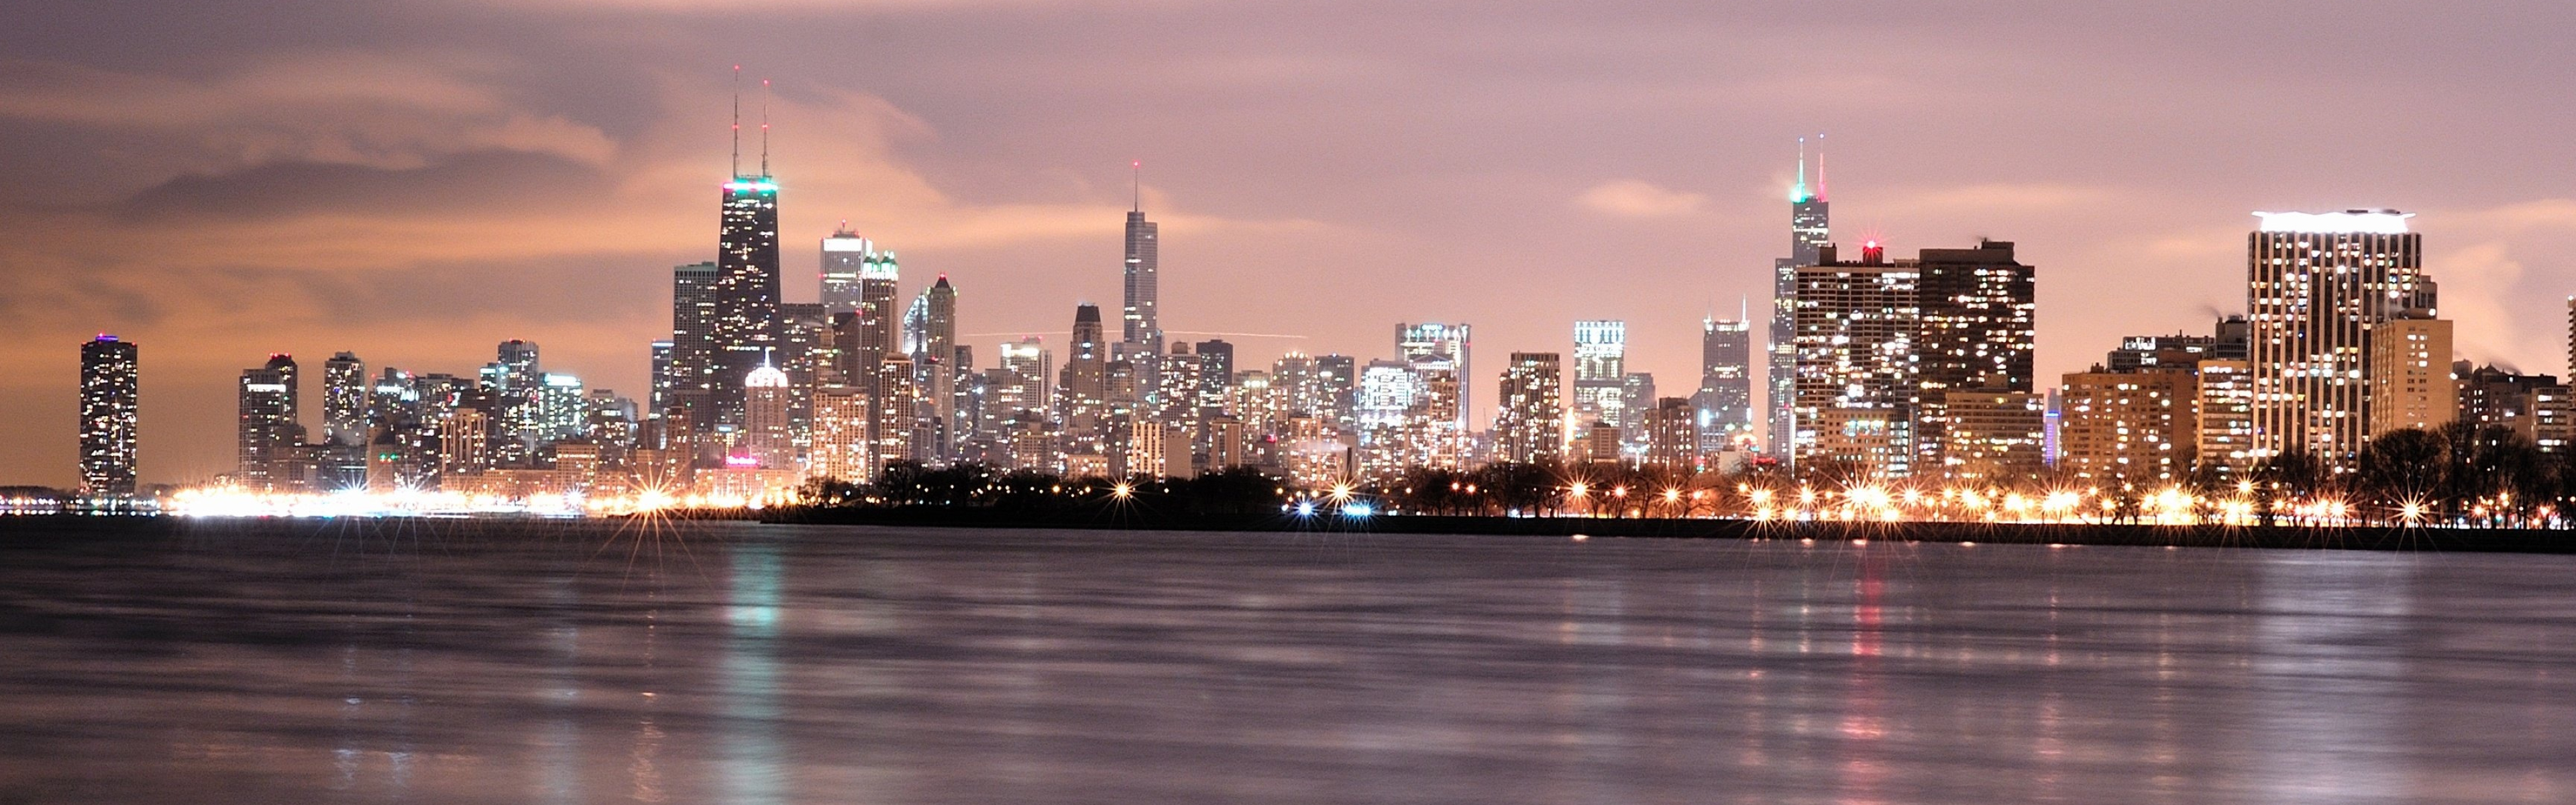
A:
[{"left": 61, "top": 136, "right": 2576, "bottom": 504}]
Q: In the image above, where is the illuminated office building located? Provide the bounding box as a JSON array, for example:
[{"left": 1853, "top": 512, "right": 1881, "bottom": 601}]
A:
[
  {"left": 667, "top": 261, "right": 719, "bottom": 425},
  {"left": 2245, "top": 209, "right": 2429, "bottom": 472},
  {"left": 1572, "top": 320, "right": 1627, "bottom": 429},
  {"left": 712, "top": 172, "right": 782, "bottom": 430},
  {"left": 1694, "top": 317, "right": 1753, "bottom": 455}
]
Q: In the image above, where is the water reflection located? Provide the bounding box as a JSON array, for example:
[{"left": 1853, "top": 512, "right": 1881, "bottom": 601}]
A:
[
  {"left": 724, "top": 538, "right": 785, "bottom": 805},
  {"left": 0, "top": 523, "right": 2573, "bottom": 804},
  {"left": 2252, "top": 552, "right": 2415, "bottom": 804}
]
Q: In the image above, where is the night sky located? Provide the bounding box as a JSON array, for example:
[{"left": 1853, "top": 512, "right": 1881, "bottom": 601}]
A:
[{"left": 7, "top": 0, "right": 2576, "bottom": 486}]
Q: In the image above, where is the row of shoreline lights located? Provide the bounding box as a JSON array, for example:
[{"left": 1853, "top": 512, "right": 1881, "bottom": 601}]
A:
[{"left": 148, "top": 478, "right": 2536, "bottom": 527}]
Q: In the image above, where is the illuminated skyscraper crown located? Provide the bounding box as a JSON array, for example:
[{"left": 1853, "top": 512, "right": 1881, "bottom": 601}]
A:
[{"left": 2253, "top": 209, "right": 2412, "bottom": 234}]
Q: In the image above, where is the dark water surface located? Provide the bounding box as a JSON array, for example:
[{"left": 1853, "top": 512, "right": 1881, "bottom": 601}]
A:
[{"left": 3, "top": 521, "right": 2573, "bottom": 804}]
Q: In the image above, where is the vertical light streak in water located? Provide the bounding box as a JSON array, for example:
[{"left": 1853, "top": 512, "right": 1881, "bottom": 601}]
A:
[
  {"left": 630, "top": 604, "right": 666, "bottom": 802},
  {"left": 1837, "top": 551, "right": 1886, "bottom": 805},
  {"left": 1552, "top": 576, "right": 1629, "bottom": 803},
  {"left": 2253, "top": 552, "right": 2415, "bottom": 803},
  {"left": 724, "top": 539, "right": 786, "bottom": 804},
  {"left": 540, "top": 577, "right": 582, "bottom": 803}
]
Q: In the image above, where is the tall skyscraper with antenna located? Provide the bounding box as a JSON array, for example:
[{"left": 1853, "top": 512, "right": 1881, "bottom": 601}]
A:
[
  {"left": 709, "top": 68, "right": 781, "bottom": 431},
  {"left": 1769, "top": 138, "right": 1829, "bottom": 458},
  {"left": 1120, "top": 162, "right": 1163, "bottom": 394}
]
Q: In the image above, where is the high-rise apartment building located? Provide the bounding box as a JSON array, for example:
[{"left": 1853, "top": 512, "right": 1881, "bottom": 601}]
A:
[
  {"left": 1771, "top": 140, "right": 1829, "bottom": 453},
  {"left": 844, "top": 235, "right": 901, "bottom": 385},
  {"left": 810, "top": 384, "right": 873, "bottom": 482},
  {"left": 2196, "top": 360, "right": 2257, "bottom": 477},
  {"left": 1912, "top": 240, "right": 2035, "bottom": 472},
  {"left": 1643, "top": 396, "right": 1697, "bottom": 470},
  {"left": 237, "top": 354, "right": 303, "bottom": 490},
  {"left": 1314, "top": 355, "right": 1358, "bottom": 423},
  {"left": 78, "top": 335, "right": 140, "bottom": 496},
  {"left": 1791, "top": 244, "right": 1919, "bottom": 475},
  {"left": 1572, "top": 320, "right": 1627, "bottom": 429},
  {"left": 874, "top": 356, "right": 917, "bottom": 470},
  {"left": 2245, "top": 210, "right": 2428, "bottom": 471},
  {"left": 711, "top": 172, "right": 782, "bottom": 430},
  {"left": 1496, "top": 352, "right": 1565, "bottom": 464},
  {"left": 322, "top": 352, "right": 368, "bottom": 447},
  {"left": 2367, "top": 317, "right": 2456, "bottom": 435},
  {"left": 996, "top": 337, "right": 1053, "bottom": 419},
  {"left": 648, "top": 340, "right": 675, "bottom": 421},
  {"left": 1397, "top": 323, "right": 1470, "bottom": 428},
  {"left": 2057, "top": 367, "right": 2196, "bottom": 486},
  {"left": 1933, "top": 390, "right": 2045, "bottom": 482},
  {"left": 1694, "top": 317, "right": 1753, "bottom": 455}
]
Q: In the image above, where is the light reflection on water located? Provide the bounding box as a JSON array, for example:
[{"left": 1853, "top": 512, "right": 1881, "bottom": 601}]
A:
[{"left": 0, "top": 522, "right": 2573, "bottom": 804}]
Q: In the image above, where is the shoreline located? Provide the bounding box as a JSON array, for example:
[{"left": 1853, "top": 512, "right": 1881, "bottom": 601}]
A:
[
  {"left": 5, "top": 511, "right": 2573, "bottom": 555},
  {"left": 771, "top": 507, "right": 2576, "bottom": 554}
]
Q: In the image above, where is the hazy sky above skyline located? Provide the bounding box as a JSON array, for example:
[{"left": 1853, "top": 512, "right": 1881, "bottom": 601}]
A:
[{"left": 7, "top": 0, "right": 2576, "bottom": 486}]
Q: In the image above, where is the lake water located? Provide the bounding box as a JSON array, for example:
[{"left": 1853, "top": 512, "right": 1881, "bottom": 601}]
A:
[{"left": 3, "top": 520, "right": 2573, "bottom": 804}]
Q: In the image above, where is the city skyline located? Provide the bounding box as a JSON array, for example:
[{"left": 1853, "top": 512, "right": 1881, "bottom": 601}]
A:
[{"left": 11, "top": 3, "right": 2576, "bottom": 486}]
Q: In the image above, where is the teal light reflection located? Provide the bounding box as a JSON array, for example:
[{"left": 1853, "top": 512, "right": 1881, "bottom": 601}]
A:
[{"left": 723, "top": 539, "right": 786, "bottom": 804}]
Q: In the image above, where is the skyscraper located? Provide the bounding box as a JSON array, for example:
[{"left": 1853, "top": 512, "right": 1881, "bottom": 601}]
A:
[
  {"left": 1911, "top": 239, "right": 2036, "bottom": 472},
  {"left": 237, "top": 354, "right": 302, "bottom": 490},
  {"left": 78, "top": 335, "right": 139, "bottom": 496},
  {"left": 922, "top": 276, "right": 958, "bottom": 459},
  {"left": 648, "top": 340, "right": 675, "bottom": 423},
  {"left": 848, "top": 235, "right": 902, "bottom": 384},
  {"left": 323, "top": 352, "right": 368, "bottom": 447},
  {"left": 1694, "top": 317, "right": 1753, "bottom": 455},
  {"left": 1122, "top": 195, "right": 1163, "bottom": 360},
  {"left": 1496, "top": 352, "right": 1564, "bottom": 464},
  {"left": 1771, "top": 138, "right": 1830, "bottom": 453},
  {"left": 1061, "top": 305, "right": 1111, "bottom": 451},
  {"left": 2245, "top": 210, "right": 2428, "bottom": 470},
  {"left": 710, "top": 166, "right": 781, "bottom": 429},
  {"left": 1396, "top": 323, "right": 1470, "bottom": 430},
  {"left": 820, "top": 225, "right": 893, "bottom": 318},
  {"left": 1792, "top": 243, "right": 1919, "bottom": 475},
  {"left": 1571, "top": 320, "right": 1626, "bottom": 429},
  {"left": 668, "top": 261, "right": 719, "bottom": 427}
]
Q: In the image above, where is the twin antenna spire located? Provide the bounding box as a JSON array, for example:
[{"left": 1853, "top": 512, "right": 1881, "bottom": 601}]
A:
[
  {"left": 729, "top": 66, "right": 771, "bottom": 178},
  {"left": 1131, "top": 160, "right": 1141, "bottom": 213}
]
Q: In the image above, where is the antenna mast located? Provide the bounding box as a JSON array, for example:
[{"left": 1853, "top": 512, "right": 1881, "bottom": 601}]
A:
[
  {"left": 760, "top": 78, "right": 771, "bottom": 177},
  {"left": 729, "top": 65, "right": 741, "bottom": 177}
]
